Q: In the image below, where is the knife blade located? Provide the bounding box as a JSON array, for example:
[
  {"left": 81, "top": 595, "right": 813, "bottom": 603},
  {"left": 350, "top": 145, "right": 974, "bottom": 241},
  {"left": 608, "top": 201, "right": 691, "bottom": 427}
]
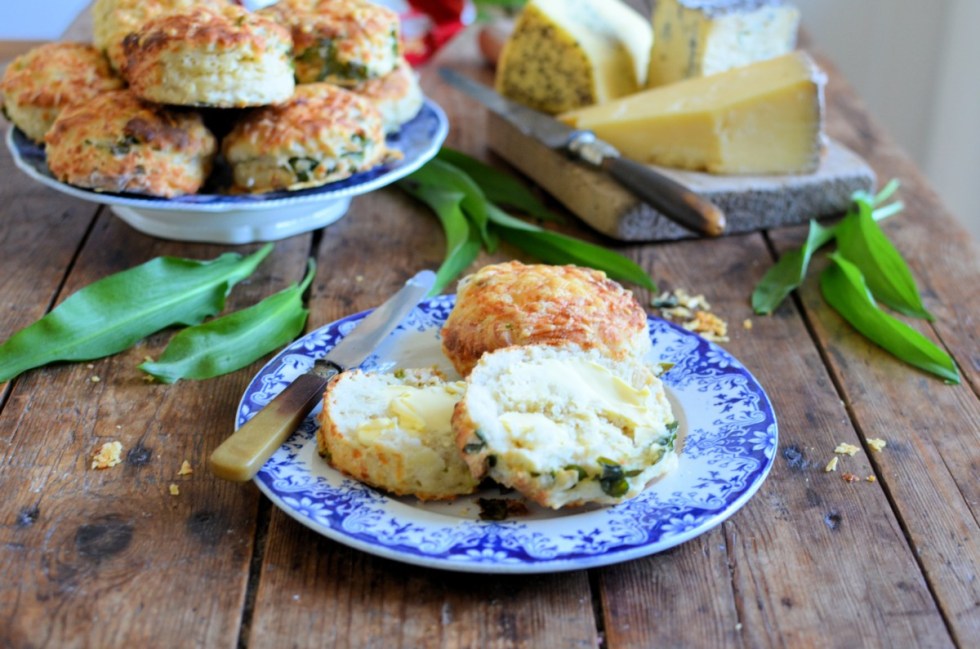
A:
[
  {"left": 438, "top": 67, "right": 726, "bottom": 237},
  {"left": 209, "top": 269, "right": 436, "bottom": 482}
]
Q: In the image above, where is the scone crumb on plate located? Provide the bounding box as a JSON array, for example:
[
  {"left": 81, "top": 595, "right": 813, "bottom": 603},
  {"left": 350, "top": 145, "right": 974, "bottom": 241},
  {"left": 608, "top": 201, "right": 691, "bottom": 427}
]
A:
[
  {"left": 834, "top": 443, "right": 860, "bottom": 456},
  {"left": 824, "top": 456, "right": 839, "bottom": 472},
  {"left": 91, "top": 441, "right": 123, "bottom": 470},
  {"left": 178, "top": 460, "right": 193, "bottom": 476},
  {"left": 867, "top": 438, "right": 887, "bottom": 452},
  {"left": 169, "top": 484, "right": 180, "bottom": 496}
]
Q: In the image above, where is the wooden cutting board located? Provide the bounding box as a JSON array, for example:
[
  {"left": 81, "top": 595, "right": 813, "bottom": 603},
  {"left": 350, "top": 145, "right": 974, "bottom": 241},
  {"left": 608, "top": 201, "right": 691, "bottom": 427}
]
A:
[{"left": 485, "top": 112, "right": 876, "bottom": 241}]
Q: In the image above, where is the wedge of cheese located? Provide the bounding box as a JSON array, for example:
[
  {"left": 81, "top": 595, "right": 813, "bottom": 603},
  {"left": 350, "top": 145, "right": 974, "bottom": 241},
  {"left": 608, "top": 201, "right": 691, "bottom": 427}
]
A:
[
  {"left": 560, "top": 51, "right": 825, "bottom": 176},
  {"left": 648, "top": 0, "right": 800, "bottom": 87},
  {"left": 494, "top": 0, "right": 652, "bottom": 115}
]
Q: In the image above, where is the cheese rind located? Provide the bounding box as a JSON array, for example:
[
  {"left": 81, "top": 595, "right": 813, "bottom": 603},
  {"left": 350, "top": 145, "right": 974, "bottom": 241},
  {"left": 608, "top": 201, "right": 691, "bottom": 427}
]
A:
[
  {"left": 494, "top": 0, "right": 652, "bottom": 114},
  {"left": 560, "top": 52, "right": 826, "bottom": 175},
  {"left": 648, "top": 0, "right": 800, "bottom": 87}
]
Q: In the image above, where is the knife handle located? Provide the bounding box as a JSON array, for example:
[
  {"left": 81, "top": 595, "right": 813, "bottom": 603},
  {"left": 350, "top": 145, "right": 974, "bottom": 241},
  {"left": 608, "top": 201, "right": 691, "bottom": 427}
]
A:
[
  {"left": 600, "top": 156, "right": 726, "bottom": 237},
  {"left": 209, "top": 372, "right": 331, "bottom": 482}
]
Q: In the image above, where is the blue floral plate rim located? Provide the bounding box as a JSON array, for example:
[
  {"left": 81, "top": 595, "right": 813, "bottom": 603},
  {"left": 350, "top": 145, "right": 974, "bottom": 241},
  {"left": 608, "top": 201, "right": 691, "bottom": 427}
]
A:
[{"left": 237, "top": 295, "right": 778, "bottom": 573}]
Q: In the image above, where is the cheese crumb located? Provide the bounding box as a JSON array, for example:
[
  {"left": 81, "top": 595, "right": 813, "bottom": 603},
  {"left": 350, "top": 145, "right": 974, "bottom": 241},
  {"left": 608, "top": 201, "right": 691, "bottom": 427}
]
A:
[
  {"left": 867, "top": 438, "right": 887, "bottom": 452},
  {"left": 866, "top": 475, "right": 877, "bottom": 483},
  {"left": 743, "top": 319, "right": 753, "bottom": 330},
  {"left": 178, "top": 460, "right": 193, "bottom": 476},
  {"left": 834, "top": 443, "right": 860, "bottom": 456},
  {"left": 91, "top": 441, "right": 123, "bottom": 470},
  {"left": 824, "top": 457, "right": 839, "bottom": 472},
  {"left": 169, "top": 484, "right": 180, "bottom": 496}
]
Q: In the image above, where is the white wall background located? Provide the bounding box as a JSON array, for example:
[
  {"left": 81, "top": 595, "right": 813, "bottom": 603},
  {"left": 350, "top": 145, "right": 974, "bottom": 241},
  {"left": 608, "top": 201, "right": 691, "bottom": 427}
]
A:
[{"left": 1, "top": 0, "right": 978, "bottom": 241}]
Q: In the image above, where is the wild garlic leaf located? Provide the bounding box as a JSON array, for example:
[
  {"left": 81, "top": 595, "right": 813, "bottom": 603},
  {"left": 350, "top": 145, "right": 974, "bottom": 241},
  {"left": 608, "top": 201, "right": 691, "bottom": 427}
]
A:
[
  {"left": 835, "top": 200, "right": 934, "bottom": 321},
  {"left": 752, "top": 220, "right": 835, "bottom": 315},
  {"left": 398, "top": 182, "right": 482, "bottom": 295},
  {"left": 0, "top": 244, "right": 273, "bottom": 383},
  {"left": 436, "top": 147, "right": 562, "bottom": 222},
  {"left": 139, "top": 258, "right": 316, "bottom": 383},
  {"left": 820, "top": 253, "right": 958, "bottom": 383},
  {"left": 403, "top": 158, "right": 493, "bottom": 250},
  {"left": 487, "top": 204, "right": 656, "bottom": 291}
]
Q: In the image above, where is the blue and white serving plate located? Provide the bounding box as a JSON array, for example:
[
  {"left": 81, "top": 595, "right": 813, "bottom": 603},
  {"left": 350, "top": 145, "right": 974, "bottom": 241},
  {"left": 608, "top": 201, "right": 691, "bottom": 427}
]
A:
[
  {"left": 238, "top": 295, "right": 777, "bottom": 573},
  {"left": 5, "top": 99, "right": 448, "bottom": 244}
]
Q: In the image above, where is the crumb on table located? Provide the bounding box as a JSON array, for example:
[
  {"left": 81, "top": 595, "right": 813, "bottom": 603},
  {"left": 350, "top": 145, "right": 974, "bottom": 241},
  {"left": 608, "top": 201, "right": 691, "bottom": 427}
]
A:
[
  {"left": 867, "top": 438, "right": 887, "bottom": 452},
  {"left": 824, "top": 456, "right": 839, "bottom": 472},
  {"left": 178, "top": 460, "right": 193, "bottom": 476},
  {"left": 169, "top": 484, "right": 180, "bottom": 496},
  {"left": 834, "top": 442, "right": 861, "bottom": 456},
  {"left": 91, "top": 441, "right": 123, "bottom": 470}
]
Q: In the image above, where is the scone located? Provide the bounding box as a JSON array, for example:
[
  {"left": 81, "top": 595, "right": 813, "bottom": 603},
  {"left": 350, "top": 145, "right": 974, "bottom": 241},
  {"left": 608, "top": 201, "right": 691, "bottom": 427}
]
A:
[
  {"left": 441, "top": 261, "right": 652, "bottom": 376},
  {"left": 260, "top": 0, "right": 401, "bottom": 86},
  {"left": 44, "top": 89, "right": 217, "bottom": 197},
  {"left": 222, "top": 83, "right": 388, "bottom": 193},
  {"left": 453, "top": 344, "right": 679, "bottom": 509},
  {"left": 318, "top": 368, "right": 479, "bottom": 500},
  {"left": 92, "top": 0, "right": 230, "bottom": 73},
  {"left": 350, "top": 58, "right": 424, "bottom": 134},
  {"left": 122, "top": 4, "right": 294, "bottom": 107},
  {"left": 0, "top": 42, "right": 124, "bottom": 143}
]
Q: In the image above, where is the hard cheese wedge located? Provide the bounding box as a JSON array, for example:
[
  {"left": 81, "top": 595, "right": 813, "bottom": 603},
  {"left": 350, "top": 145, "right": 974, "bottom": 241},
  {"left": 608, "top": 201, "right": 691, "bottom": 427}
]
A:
[
  {"left": 494, "top": 0, "right": 652, "bottom": 115},
  {"left": 648, "top": 0, "right": 800, "bottom": 87},
  {"left": 560, "top": 51, "right": 826, "bottom": 175}
]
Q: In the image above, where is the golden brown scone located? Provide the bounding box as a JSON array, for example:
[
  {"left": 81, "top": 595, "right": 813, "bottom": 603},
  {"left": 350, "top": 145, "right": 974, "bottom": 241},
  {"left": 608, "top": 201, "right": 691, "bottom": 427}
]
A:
[
  {"left": 44, "top": 89, "right": 217, "bottom": 198},
  {"left": 453, "top": 343, "right": 679, "bottom": 509},
  {"left": 123, "top": 4, "right": 294, "bottom": 107},
  {"left": 92, "top": 0, "right": 230, "bottom": 73},
  {"left": 260, "top": 0, "right": 401, "bottom": 86},
  {"left": 349, "top": 58, "right": 424, "bottom": 134},
  {"left": 318, "top": 368, "right": 479, "bottom": 500},
  {"left": 222, "top": 83, "right": 388, "bottom": 193},
  {"left": 441, "top": 261, "right": 652, "bottom": 376},
  {"left": 0, "top": 42, "right": 124, "bottom": 143}
]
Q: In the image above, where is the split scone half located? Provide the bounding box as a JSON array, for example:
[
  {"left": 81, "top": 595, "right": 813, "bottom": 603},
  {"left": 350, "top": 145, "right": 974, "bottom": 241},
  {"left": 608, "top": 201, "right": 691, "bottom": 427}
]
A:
[
  {"left": 453, "top": 344, "right": 679, "bottom": 509},
  {"left": 318, "top": 368, "right": 479, "bottom": 501}
]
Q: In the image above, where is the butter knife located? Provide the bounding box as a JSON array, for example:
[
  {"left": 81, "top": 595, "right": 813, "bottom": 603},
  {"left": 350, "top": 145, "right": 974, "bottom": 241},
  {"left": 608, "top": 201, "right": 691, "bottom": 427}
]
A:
[
  {"left": 439, "top": 68, "right": 726, "bottom": 237},
  {"left": 209, "top": 269, "right": 436, "bottom": 482}
]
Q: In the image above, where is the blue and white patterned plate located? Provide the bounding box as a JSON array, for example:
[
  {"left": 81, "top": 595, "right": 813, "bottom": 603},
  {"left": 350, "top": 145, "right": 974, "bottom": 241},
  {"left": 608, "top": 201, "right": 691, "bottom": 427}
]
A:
[
  {"left": 5, "top": 99, "right": 448, "bottom": 244},
  {"left": 238, "top": 295, "right": 777, "bottom": 573}
]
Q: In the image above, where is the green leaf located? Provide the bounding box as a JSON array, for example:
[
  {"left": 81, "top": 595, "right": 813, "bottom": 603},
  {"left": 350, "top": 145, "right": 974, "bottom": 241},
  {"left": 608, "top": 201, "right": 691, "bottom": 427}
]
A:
[
  {"left": 752, "top": 220, "right": 835, "bottom": 315},
  {"left": 402, "top": 158, "right": 493, "bottom": 249},
  {"left": 820, "top": 253, "right": 959, "bottom": 383},
  {"left": 835, "top": 201, "right": 934, "bottom": 320},
  {"left": 139, "top": 258, "right": 315, "bottom": 383},
  {"left": 436, "top": 148, "right": 562, "bottom": 222},
  {"left": 487, "top": 204, "right": 656, "bottom": 291},
  {"left": 398, "top": 183, "right": 482, "bottom": 295},
  {"left": 0, "top": 244, "right": 274, "bottom": 383}
]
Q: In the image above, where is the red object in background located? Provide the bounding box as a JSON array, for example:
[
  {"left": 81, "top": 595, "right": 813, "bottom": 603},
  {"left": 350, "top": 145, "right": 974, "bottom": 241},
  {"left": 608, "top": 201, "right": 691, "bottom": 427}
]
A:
[{"left": 401, "top": 0, "right": 473, "bottom": 65}]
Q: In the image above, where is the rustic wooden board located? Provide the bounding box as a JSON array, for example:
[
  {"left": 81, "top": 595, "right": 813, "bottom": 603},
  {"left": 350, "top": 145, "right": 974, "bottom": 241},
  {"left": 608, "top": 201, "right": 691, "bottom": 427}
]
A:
[
  {"left": 487, "top": 114, "right": 876, "bottom": 241},
  {"left": 0, "top": 214, "right": 313, "bottom": 647}
]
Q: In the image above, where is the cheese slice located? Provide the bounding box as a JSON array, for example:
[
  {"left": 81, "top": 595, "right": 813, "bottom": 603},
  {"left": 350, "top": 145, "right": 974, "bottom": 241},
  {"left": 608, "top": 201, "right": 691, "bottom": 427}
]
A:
[
  {"left": 648, "top": 0, "right": 801, "bottom": 87},
  {"left": 560, "top": 51, "right": 826, "bottom": 175},
  {"left": 494, "top": 0, "right": 652, "bottom": 115}
]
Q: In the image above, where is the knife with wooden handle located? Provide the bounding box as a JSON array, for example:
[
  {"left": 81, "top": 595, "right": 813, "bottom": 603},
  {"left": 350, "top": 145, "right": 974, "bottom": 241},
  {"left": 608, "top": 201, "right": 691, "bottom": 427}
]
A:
[
  {"left": 209, "top": 269, "right": 436, "bottom": 482},
  {"left": 438, "top": 67, "right": 726, "bottom": 237}
]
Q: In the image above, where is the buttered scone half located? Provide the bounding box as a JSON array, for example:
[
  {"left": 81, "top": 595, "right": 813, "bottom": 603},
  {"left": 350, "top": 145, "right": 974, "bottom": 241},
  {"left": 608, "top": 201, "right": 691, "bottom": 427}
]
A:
[
  {"left": 122, "top": 4, "right": 294, "bottom": 107},
  {"left": 261, "top": 0, "right": 401, "bottom": 86},
  {"left": 92, "top": 0, "right": 231, "bottom": 73},
  {"left": 44, "top": 89, "right": 217, "bottom": 197},
  {"left": 453, "top": 344, "right": 679, "bottom": 509},
  {"left": 350, "top": 58, "right": 424, "bottom": 134},
  {"left": 318, "top": 368, "right": 479, "bottom": 500},
  {"left": 441, "top": 261, "right": 652, "bottom": 376},
  {"left": 0, "top": 42, "right": 124, "bottom": 143},
  {"left": 222, "top": 83, "right": 389, "bottom": 193}
]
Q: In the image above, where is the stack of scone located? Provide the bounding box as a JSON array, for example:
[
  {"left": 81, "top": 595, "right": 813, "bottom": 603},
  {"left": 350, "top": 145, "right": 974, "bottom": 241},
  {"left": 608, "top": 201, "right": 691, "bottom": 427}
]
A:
[
  {"left": 0, "top": 0, "right": 425, "bottom": 198},
  {"left": 318, "top": 261, "right": 680, "bottom": 509}
]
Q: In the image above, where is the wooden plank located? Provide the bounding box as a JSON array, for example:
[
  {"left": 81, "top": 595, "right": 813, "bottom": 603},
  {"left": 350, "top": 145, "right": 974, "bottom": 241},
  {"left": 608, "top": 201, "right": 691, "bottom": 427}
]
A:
[
  {"left": 756, "top": 53, "right": 980, "bottom": 646},
  {"left": 599, "top": 235, "right": 951, "bottom": 647},
  {"left": 0, "top": 215, "right": 314, "bottom": 647}
]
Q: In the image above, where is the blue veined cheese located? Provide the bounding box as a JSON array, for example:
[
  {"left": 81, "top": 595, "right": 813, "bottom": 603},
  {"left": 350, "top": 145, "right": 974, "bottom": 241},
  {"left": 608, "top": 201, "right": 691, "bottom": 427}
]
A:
[
  {"left": 648, "top": 0, "right": 800, "bottom": 87},
  {"left": 494, "top": 0, "right": 653, "bottom": 114},
  {"left": 561, "top": 52, "right": 825, "bottom": 175}
]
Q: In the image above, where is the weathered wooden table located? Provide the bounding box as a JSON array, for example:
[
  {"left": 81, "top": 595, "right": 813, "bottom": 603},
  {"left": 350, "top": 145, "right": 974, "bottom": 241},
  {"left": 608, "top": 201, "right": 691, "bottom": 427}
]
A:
[{"left": 2, "top": 20, "right": 978, "bottom": 649}]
